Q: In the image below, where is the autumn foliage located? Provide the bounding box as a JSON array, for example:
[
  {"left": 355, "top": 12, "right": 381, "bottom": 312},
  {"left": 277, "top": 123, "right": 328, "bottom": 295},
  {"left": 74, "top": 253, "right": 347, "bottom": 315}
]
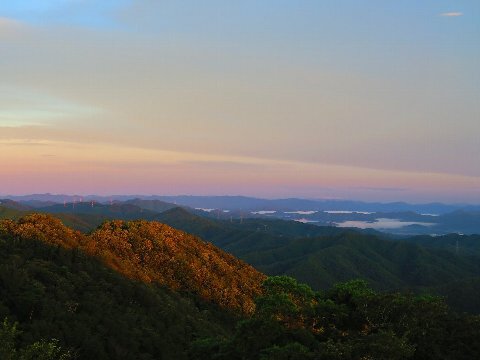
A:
[{"left": 0, "top": 214, "right": 265, "bottom": 313}]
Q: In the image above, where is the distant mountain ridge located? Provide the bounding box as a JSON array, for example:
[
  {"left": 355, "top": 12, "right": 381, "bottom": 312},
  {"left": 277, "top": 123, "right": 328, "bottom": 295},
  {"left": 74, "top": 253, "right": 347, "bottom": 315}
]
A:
[
  {"left": 4, "top": 194, "right": 480, "bottom": 235},
  {"left": 4, "top": 194, "right": 480, "bottom": 214}
]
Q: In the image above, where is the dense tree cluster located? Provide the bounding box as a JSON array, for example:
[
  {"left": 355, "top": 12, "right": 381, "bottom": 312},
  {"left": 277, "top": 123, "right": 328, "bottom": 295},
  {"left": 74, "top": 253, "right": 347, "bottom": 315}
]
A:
[
  {"left": 1, "top": 214, "right": 479, "bottom": 359},
  {"left": 152, "top": 208, "right": 480, "bottom": 314},
  {"left": 191, "top": 276, "right": 480, "bottom": 359},
  {"left": 0, "top": 219, "right": 234, "bottom": 359},
  {"left": 1, "top": 214, "right": 265, "bottom": 313},
  {"left": 0, "top": 318, "right": 71, "bottom": 360},
  {"left": 88, "top": 220, "right": 265, "bottom": 313},
  {"left": 3, "top": 206, "right": 480, "bottom": 314}
]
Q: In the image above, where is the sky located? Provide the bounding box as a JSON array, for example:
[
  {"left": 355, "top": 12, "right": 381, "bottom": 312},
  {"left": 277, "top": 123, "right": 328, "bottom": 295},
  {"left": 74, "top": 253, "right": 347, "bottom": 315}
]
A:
[{"left": 0, "top": 0, "right": 479, "bottom": 203}]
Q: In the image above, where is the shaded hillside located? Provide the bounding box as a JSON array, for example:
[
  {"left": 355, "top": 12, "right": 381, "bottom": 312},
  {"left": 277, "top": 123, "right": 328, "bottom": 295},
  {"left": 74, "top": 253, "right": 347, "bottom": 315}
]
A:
[
  {"left": 405, "top": 233, "right": 480, "bottom": 257},
  {"left": 221, "top": 217, "right": 358, "bottom": 238},
  {"left": 240, "top": 232, "right": 480, "bottom": 294},
  {"left": 435, "top": 210, "right": 480, "bottom": 234},
  {"left": 151, "top": 208, "right": 480, "bottom": 311},
  {"left": 1, "top": 214, "right": 265, "bottom": 313},
  {"left": 53, "top": 212, "right": 110, "bottom": 233},
  {"left": 153, "top": 208, "right": 293, "bottom": 254},
  {"left": 0, "top": 220, "right": 232, "bottom": 359},
  {"left": 124, "top": 198, "right": 178, "bottom": 213},
  {"left": 431, "top": 277, "right": 480, "bottom": 314},
  {"left": 0, "top": 199, "right": 32, "bottom": 211},
  {"left": 155, "top": 207, "right": 357, "bottom": 255},
  {"left": 35, "top": 202, "right": 165, "bottom": 233},
  {"left": 35, "top": 202, "right": 178, "bottom": 233},
  {"left": 38, "top": 202, "right": 160, "bottom": 221},
  {"left": 0, "top": 205, "right": 27, "bottom": 220},
  {"left": 0, "top": 204, "right": 107, "bottom": 234}
]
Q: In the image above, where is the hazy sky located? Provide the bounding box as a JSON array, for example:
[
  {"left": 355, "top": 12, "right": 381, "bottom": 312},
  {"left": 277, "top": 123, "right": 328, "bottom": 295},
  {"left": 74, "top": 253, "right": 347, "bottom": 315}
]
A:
[{"left": 1, "top": 0, "right": 479, "bottom": 202}]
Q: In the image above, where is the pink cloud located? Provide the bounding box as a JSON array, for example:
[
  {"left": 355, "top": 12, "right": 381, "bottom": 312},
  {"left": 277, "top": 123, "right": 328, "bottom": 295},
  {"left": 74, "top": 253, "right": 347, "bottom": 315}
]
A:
[{"left": 440, "top": 12, "right": 463, "bottom": 17}]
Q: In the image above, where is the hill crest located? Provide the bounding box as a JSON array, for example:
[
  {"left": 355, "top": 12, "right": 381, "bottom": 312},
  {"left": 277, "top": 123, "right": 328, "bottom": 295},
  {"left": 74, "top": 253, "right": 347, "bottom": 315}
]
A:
[{"left": 0, "top": 214, "right": 265, "bottom": 313}]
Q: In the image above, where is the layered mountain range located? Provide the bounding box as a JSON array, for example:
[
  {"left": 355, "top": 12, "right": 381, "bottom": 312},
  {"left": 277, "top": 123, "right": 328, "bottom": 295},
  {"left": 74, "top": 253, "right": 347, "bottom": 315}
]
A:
[
  {"left": 1, "top": 199, "right": 480, "bottom": 314},
  {"left": 1, "top": 211, "right": 479, "bottom": 359}
]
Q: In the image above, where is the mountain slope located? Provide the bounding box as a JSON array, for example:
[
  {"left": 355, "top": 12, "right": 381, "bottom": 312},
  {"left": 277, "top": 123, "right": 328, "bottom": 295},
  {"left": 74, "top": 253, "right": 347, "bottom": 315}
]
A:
[
  {"left": 404, "top": 233, "right": 480, "bottom": 257},
  {"left": 38, "top": 202, "right": 160, "bottom": 220},
  {"left": 0, "top": 221, "right": 232, "bottom": 359},
  {"left": 1, "top": 214, "right": 265, "bottom": 313},
  {"left": 152, "top": 209, "right": 480, "bottom": 299},
  {"left": 240, "top": 232, "right": 480, "bottom": 292},
  {"left": 0, "top": 205, "right": 27, "bottom": 220},
  {"left": 124, "top": 198, "right": 178, "bottom": 213},
  {"left": 88, "top": 219, "right": 265, "bottom": 313},
  {"left": 154, "top": 207, "right": 356, "bottom": 255},
  {"left": 1, "top": 213, "right": 479, "bottom": 359},
  {"left": 0, "top": 199, "right": 32, "bottom": 211}
]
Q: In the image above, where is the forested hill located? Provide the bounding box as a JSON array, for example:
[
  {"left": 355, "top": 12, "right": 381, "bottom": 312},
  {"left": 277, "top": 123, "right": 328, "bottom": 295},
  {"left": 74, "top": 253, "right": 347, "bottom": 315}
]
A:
[
  {"left": 0, "top": 214, "right": 265, "bottom": 313},
  {"left": 0, "top": 203, "right": 28, "bottom": 220},
  {"left": 1, "top": 213, "right": 480, "bottom": 359},
  {"left": 152, "top": 208, "right": 480, "bottom": 313},
  {"left": 402, "top": 233, "right": 480, "bottom": 257},
  {"left": 6, "top": 206, "right": 480, "bottom": 313},
  {"left": 0, "top": 217, "right": 236, "bottom": 359},
  {"left": 241, "top": 232, "right": 480, "bottom": 290}
]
